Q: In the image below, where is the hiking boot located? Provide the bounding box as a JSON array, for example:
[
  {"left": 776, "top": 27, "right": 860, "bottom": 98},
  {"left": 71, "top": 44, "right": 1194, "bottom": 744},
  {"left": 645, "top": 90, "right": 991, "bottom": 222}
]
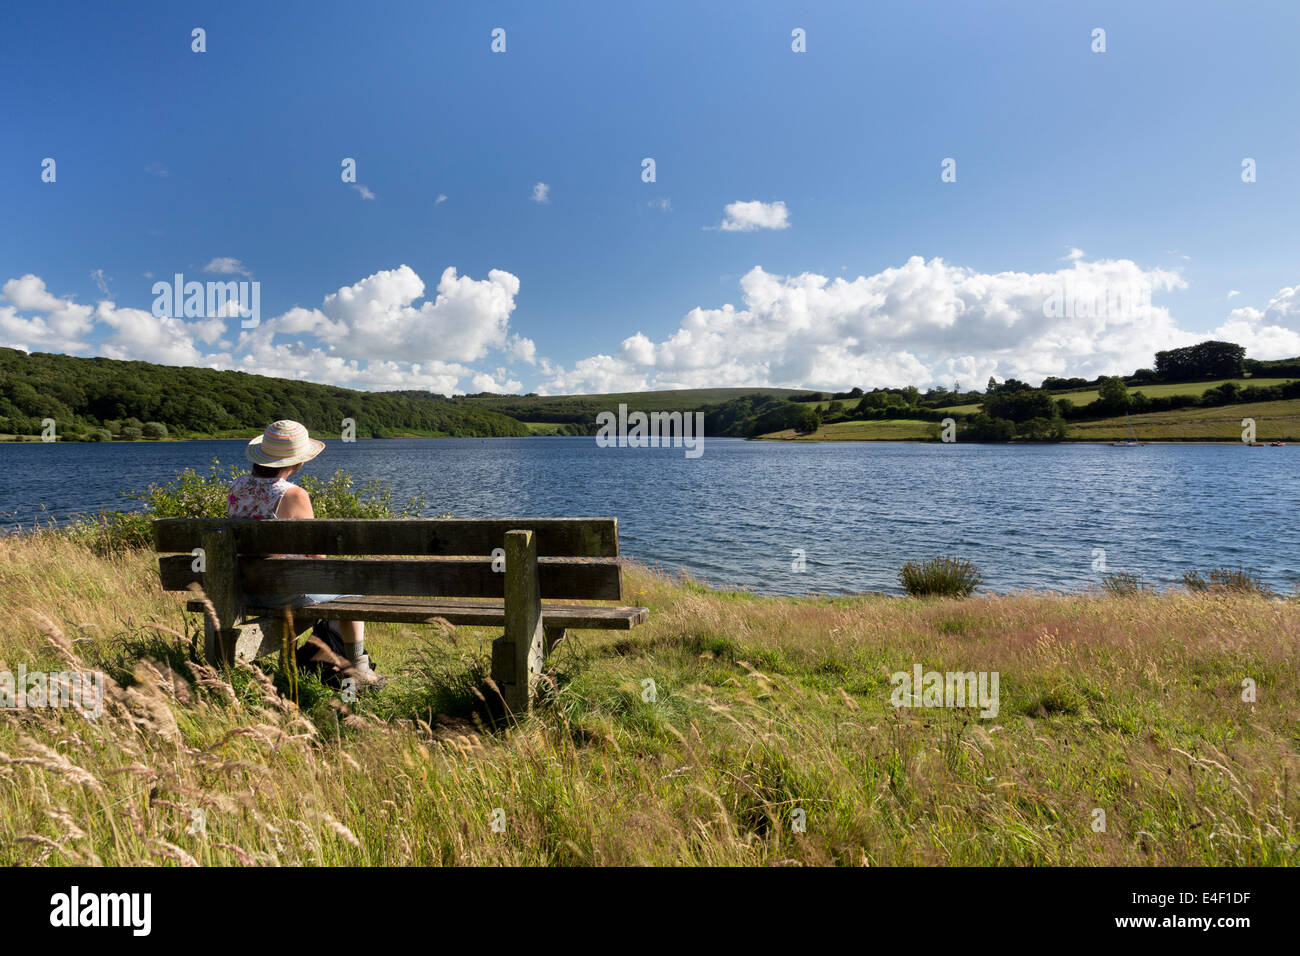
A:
[{"left": 344, "top": 654, "right": 388, "bottom": 691}]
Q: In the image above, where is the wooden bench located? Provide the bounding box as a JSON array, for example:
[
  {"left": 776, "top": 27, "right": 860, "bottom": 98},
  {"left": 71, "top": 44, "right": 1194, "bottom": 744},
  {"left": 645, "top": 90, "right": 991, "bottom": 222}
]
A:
[{"left": 152, "top": 517, "right": 648, "bottom": 712}]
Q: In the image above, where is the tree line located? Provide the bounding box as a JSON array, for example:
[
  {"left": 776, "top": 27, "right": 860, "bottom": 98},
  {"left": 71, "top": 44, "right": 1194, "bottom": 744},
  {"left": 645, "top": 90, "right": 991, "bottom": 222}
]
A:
[
  {"left": 1, "top": 338, "right": 1293, "bottom": 444},
  {"left": 0, "top": 349, "right": 529, "bottom": 440},
  {"left": 697, "top": 340, "right": 1297, "bottom": 440}
]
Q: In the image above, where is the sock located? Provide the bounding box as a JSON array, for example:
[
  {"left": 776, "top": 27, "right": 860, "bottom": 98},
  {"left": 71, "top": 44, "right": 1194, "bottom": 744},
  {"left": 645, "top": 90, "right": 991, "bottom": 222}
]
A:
[{"left": 344, "top": 635, "right": 365, "bottom": 662}]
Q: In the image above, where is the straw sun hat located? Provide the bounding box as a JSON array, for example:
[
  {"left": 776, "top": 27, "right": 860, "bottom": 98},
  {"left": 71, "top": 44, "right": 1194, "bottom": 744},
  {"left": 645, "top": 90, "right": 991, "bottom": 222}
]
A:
[{"left": 244, "top": 420, "right": 326, "bottom": 468}]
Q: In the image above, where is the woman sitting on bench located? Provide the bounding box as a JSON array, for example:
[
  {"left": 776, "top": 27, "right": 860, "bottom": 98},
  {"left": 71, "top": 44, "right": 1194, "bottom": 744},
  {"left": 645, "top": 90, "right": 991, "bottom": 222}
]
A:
[{"left": 228, "top": 420, "right": 381, "bottom": 686}]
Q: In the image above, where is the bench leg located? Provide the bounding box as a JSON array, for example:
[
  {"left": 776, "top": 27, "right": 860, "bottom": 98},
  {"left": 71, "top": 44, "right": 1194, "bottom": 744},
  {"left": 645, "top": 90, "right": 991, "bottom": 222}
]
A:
[
  {"left": 203, "top": 613, "right": 310, "bottom": 664},
  {"left": 200, "top": 527, "right": 242, "bottom": 666},
  {"left": 494, "top": 530, "right": 545, "bottom": 714},
  {"left": 490, "top": 625, "right": 565, "bottom": 711},
  {"left": 203, "top": 617, "right": 235, "bottom": 665},
  {"left": 490, "top": 634, "right": 514, "bottom": 687}
]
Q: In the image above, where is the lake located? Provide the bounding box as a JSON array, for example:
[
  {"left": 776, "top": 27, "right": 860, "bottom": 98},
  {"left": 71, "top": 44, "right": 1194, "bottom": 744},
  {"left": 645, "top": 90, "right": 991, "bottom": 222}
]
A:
[{"left": 1, "top": 437, "right": 1294, "bottom": 596}]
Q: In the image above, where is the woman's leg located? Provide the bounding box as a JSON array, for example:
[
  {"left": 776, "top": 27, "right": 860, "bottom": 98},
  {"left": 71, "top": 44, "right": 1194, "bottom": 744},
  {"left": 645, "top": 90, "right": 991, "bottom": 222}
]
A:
[
  {"left": 300, "top": 597, "right": 380, "bottom": 686},
  {"left": 339, "top": 619, "right": 364, "bottom": 648},
  {"left": 336, "top": 620, "right": 381, "bottom": 684}
]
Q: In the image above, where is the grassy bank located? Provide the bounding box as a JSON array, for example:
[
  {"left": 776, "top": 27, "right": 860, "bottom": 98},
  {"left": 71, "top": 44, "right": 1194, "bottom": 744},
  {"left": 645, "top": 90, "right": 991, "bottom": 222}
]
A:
[
  {"left": 931, "top": 377, "right": 1298, "bottom": 415},
  {"left": 787, "top": 378, "right": 1296, "bottom": 417},
  {"left": 1, "top": 531, "right": 1295, "bottom": 866},
  {"left": 1070, "top": 399, "right": 1300, "bottom": 441},
  {"left": 757, "top": 419, "right": 935, "bottom": 441},
  {"left": 758, "top": 397, "right": 1300, "bottom": 442}
]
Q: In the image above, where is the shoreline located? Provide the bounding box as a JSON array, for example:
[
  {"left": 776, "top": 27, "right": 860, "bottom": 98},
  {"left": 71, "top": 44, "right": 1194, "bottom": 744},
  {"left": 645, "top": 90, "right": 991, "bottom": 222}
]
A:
[
  {"left": 751, "top": 436, "right": 1282, "bottom": 445},
  {"left": 0, "top": 434, "right": 1287, "bottom": 446}
]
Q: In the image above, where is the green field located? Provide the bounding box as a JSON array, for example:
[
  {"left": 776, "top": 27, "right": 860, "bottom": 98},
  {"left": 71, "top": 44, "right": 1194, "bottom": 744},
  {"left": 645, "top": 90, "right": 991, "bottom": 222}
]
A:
[
  {"left": 780, "top": 374, "right": 1300, "bottom": 416},
  {"left": 758, "top": 419, "right": 935, "bottom": 441},
  {"left": 1070, "top": 398, "right": 1300, "bottom": 441},
  {"left": 521, "top": 421, "right": 569, "bottom": 434},
  {"left": 934, "top": 377, "right": 1296, "bottom": 415},
  {"left": 765, "top": 399, "right": 1300, "bottom": 442}
]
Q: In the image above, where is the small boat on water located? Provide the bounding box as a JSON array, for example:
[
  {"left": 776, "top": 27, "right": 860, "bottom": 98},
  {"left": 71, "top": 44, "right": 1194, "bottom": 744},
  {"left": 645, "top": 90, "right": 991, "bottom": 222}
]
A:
[
  {"left": 1271, "top": 441, "right": 1286, "bottom": 446},
  {"left": 1110, "top": 411, "right": 1145, "bottom": 446}
]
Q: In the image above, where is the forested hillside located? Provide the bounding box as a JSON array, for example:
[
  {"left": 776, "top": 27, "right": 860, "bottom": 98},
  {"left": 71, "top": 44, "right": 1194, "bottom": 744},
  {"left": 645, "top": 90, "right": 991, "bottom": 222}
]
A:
[
  {"left": 4, "top": 339, "right": 1298, "bottom": 443},
  {"left": 0, "top": 349, "right": 529, "bottom": 440},
  {"left": 442, "top": 387, "right": 808, "bottom": 424}
]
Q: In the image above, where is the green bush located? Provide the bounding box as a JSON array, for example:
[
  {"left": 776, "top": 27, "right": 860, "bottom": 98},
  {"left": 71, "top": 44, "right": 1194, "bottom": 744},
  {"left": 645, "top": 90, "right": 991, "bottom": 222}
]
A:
[
  {"left": 1100, "top": 572, "right": 1144, "bottom": 596},
  {"left": 299, "top": 469, "right": 426, "bottom": 519},
  {"left": 142, "top": 421, "right": 168, "bottom": 439},
  {"left": 898, "top": 556, "right": 983, "bottom": 598},
  {"left": 1182, "top": 567, "right": 1272, "bottom": 596},
  {"left": 963, "top": 413, "right": 1016, "bottom": 441},
  {"left": 60, "top": 460, "right": 428, "bottom": 554}
]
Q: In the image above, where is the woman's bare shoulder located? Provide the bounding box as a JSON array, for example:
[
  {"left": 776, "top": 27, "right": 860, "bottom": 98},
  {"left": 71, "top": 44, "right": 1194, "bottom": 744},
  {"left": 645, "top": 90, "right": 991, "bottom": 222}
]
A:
[{"left": 276, "top": 483, "right": 314, "bottom": 518}]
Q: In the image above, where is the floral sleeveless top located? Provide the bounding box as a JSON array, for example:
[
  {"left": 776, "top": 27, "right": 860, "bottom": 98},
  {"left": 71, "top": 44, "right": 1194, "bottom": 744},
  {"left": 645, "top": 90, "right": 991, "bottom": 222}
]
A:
[{"left": 227, "top": 475, "right": 293, "bottom": 519}]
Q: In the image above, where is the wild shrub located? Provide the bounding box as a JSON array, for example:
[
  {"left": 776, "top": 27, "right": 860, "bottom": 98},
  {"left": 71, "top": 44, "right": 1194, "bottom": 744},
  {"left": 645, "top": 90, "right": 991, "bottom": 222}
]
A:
[
  {"left": 1182, "top": 567, "right": 1272, "bottom": 596},
  {"left": 1100, "top": 572, "right": 1144, "bottom": 596},
  {"left": 56, "top": 460, "right": 426, "bottom": 554},
  {"left": 898, "top": 556, "right": 982, "bottom": 598}
]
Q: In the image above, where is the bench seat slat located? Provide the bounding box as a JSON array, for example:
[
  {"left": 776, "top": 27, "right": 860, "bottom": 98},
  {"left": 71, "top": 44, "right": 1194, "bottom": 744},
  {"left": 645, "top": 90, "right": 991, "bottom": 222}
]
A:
[{"left": 182, "top": 598, "right": 649, "bottom": 631}]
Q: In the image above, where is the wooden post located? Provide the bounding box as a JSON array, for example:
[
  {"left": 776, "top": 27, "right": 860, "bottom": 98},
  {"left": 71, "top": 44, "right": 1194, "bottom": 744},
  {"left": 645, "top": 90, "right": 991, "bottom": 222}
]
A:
[
  {"left": 200, "top": 527, "right": 242, "bottom": 665},
  {"left": 496, "top": 529, "right": 544, "bottom": 714},
  {"left": 277, "top": 606, "right": 297, "bottom": 683}
]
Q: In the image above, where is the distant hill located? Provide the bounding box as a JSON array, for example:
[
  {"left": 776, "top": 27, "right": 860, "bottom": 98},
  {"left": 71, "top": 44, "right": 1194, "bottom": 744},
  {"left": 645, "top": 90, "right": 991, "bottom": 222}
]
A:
[
  {"left": 439, "top": 386, "right": 813, "bottom": 422},
  {"left": 0, "top": 349, "right": 529, "bottom": 440},
  {"left": 5, "top": 341, "right": 1299, "bottom": 444},
  {"left": 423, "top": 387, "right": 816, "bottom": 435}
]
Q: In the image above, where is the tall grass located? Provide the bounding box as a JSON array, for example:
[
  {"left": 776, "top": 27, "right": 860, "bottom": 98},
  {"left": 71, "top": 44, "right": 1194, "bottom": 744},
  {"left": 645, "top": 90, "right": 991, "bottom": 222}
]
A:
[{"left": 2, "top": 530, "right": 1296, "bottom": 865}]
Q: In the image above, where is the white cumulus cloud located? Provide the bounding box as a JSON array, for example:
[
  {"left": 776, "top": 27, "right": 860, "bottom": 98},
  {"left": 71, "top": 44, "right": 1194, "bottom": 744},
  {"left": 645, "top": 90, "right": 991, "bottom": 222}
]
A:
[
  {"left": 544, "top": 256, "right": 1201, "bottom": 392},
  {"left": 0, "top": 275, "right": 95, "bottom": 352},
  {"left": 719, "top": 200, "right": 789, "bottom": 232},
  {"left": 203, "top": 257, "right": 251, "bottom": 276},
  {"left": 1210, "top": 285, "right": 1300, "bottom": 358},
  {"left": 0, "top": 265, "right": 532, "bottom": 395}
]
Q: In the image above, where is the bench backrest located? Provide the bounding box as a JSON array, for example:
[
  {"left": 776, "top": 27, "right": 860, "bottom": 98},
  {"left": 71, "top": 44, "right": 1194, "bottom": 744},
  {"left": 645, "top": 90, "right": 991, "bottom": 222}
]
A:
[{"left": 153, "top": 517, "right": 622, "bottom": 601}]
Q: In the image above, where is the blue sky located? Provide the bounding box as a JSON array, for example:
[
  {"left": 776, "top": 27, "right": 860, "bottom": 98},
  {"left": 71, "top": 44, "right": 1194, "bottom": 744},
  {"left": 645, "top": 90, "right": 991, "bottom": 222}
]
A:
[{"left": 3, "top": 0, "right": 1299, "bottom": 394}]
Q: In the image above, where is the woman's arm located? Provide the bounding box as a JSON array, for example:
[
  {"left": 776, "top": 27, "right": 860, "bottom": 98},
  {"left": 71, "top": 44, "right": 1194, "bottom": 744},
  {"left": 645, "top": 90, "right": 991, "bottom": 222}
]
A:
[{"left": 276, "top": 485, "right": 326, "bottom": 558}]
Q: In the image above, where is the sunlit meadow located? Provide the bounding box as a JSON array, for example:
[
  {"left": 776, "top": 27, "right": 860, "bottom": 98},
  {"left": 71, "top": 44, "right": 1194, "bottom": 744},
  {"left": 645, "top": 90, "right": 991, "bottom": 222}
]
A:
[{"left": 1, "top": 515, "right": 1295, "bottom": 866}]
